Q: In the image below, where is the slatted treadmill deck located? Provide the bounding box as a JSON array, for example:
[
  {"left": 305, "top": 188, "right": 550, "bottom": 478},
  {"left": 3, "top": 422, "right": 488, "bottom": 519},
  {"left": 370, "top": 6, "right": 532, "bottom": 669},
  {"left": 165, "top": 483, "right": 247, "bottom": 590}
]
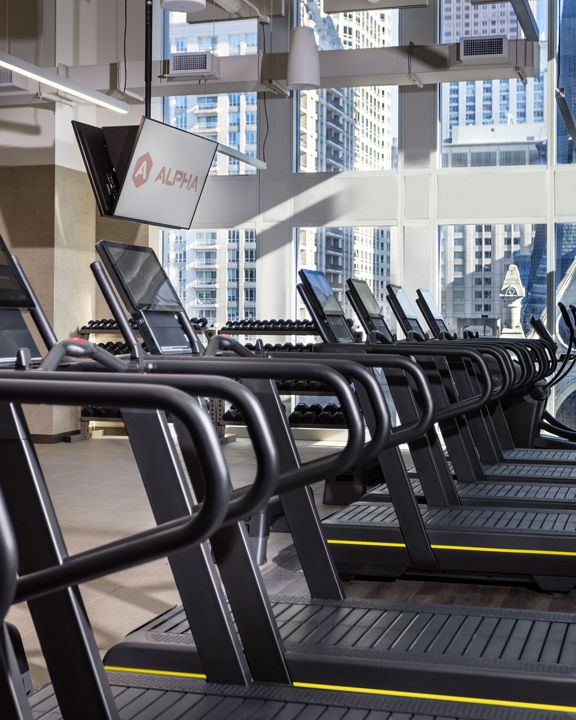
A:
[
  {"left": 29, "top": 673, "right": 571, "bottom": 720},
  {"left": 503, "top": 448, "right": 576, "bottom": 463},
  {"left": 484, "top": 463, "right": 576, "bottom": 481},
  {"left": 328, "top": 500, "right": 576, "bottom": 533},
  {"left": 104, "top": 596, "right": 576, "bottom": 709},
  {"left": 363, "top": 479, "right": 576, "bottom": 509}
]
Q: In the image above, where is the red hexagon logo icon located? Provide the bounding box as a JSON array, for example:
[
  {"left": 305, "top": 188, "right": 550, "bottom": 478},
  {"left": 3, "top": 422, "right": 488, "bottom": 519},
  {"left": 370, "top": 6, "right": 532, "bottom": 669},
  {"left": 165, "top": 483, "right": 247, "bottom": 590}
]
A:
[{"left": 132, "top": 152, "right": 153, "bottom": 188}]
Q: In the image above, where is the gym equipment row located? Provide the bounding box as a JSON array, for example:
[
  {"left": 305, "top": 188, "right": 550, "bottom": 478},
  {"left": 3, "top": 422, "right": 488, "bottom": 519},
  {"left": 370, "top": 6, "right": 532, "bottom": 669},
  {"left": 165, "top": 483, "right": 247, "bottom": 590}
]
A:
[{"left": 1, "top": 236, "right": 576, "bottom": 717}]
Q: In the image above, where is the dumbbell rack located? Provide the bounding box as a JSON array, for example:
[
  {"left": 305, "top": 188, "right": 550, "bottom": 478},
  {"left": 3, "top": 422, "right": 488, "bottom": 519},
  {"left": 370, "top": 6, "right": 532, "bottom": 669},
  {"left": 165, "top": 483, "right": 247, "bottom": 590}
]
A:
[
  {"left": 217, "top": 320, "right": 350, "bottom": 442},
  {"left": 77, "top": 318, "right": 212, "bottom": 437}
]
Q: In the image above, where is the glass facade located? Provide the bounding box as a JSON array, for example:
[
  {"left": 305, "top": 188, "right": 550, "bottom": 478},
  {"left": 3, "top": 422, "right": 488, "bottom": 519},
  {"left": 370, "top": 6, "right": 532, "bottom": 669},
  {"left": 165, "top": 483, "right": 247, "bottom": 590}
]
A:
[
  {"left": 298, "top": 2, "right": 398, "bottom": 172},
  {"left": 439, "top": 223, "right": 547, "bottom": 336},
  {"left": 440, "top": 0, "right": 548, "bottom": 168}
]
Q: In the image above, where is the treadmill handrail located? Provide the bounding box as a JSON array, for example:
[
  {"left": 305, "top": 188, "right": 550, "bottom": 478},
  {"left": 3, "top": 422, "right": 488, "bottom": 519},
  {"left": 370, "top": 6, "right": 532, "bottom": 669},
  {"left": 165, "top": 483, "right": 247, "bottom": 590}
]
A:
[
  {"left": 130, "top": 356, "right": 366, "bottom": 494},
  {"left": 3, "top": 378, "right": 232, "bottom": 603},
  {"left": 271, "top": 351, "right": 435, "bottom": 447},
  {"left": 2, "top": 367, "right": 279, "bottom": 527},
  {"left": 203, "top": 334, "right": 391, "bottom": 463},
  {"left": 362, "top": 342, "right": 493, "bottom": 419}
]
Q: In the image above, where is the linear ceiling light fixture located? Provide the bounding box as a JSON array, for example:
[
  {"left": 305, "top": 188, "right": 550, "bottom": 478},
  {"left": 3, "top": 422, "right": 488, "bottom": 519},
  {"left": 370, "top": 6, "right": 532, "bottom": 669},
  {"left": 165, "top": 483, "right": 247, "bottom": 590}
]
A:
[{"left": 0, "top": 50, "right": 129, "bottom": 114}]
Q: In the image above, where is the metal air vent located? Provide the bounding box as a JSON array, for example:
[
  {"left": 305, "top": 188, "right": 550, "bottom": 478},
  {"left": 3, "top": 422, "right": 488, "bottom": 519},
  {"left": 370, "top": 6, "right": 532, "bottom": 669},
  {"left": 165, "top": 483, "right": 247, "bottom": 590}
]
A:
[
  {"left": 168, "top": 52, "right": 220, "bottom": 78},
  {"left": 458, "top": 36, "right": 509, "bottom": 64},
  {"left": 0, "top": 69, "right": 13, "bottom": 85}
]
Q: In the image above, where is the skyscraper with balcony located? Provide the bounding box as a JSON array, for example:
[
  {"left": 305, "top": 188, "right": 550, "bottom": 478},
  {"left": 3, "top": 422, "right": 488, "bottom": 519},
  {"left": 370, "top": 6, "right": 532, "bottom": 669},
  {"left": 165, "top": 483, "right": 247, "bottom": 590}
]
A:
[
  {"left": 439, "top": 0, "right": 548, "bottom": 333},
  {"left": 163, "top": 16, "right": 259, "bottom": 326}
]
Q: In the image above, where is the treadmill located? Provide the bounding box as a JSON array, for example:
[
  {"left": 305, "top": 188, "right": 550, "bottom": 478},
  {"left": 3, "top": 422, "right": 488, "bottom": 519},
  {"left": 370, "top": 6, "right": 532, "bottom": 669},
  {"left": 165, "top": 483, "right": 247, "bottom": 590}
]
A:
[
  {"left": 386, "top": 282, "right": 576, "bottom": 483},
  {"left": 417, "top": 285, "right": 576, "bottom": 462},
  {"left": 0, "top": 365, "right": 564, "bottom": 720},
  {"left": 81, "top": 245, "right": 576, "bottom": 709},
  {"left": 296, "top": 268, "right": 576, "bottom": 591}
]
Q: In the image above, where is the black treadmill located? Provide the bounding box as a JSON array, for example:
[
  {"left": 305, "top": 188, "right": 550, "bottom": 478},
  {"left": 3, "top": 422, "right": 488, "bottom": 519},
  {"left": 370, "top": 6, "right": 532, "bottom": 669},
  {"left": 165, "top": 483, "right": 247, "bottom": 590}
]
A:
[
  {"left": 66, "top": 243, "right": 576, "bottom": 709},
  {"left": 386, "top": 282, "right": 576, "bottom": 483},
  {"left": 294, "top": 269, "right": 576, "bottom": 590},
  {"left": 348, "top": 276, "right": 576, "bottom": 499},
  {"left": 0, "top": 370, "right": 565, "bottom": 720},
  {"left": 417, "top": 285, "right": 576, "bottom": 463}
]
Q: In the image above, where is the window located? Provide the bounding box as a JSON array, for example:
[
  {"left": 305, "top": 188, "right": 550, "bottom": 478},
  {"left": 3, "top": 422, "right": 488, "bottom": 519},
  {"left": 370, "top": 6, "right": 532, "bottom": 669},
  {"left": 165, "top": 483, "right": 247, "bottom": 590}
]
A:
[
  {"left": 244, "top": 249, "right": 256, "bottom": 263},
  {"left": 228, "top": 249, "right": 239, "bottom": 263},
  {"left": 440, "top": 223, "right": 547, "bottom": 335},
  {"left": 298, "top": 7, "right": 398, "bottom": 172},
  {"left": 228, "top": 268, "right": 239, "bottom": 283},
  {"left": 165, "top": 17, "right": 258, "bottom": 177},
  {"left": 244, "top": 268, "right": 256, "bottom": 282},
  {"left": 228, "top": 287, "right": 238, "bottom": 302},
  {"left": 228, "top": 230, "right": 240, "bottom": 243},
  {"left": 245, "top": 287, "right": 256, "bottom": 302}
]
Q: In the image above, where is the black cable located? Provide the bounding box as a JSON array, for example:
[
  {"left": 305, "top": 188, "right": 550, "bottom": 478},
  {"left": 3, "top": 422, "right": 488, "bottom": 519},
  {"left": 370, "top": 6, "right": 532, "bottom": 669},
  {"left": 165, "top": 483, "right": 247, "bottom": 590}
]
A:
[
  {"left": 260, "top": 21, "right": 270, "bottom": 164},
  {"left": 123, "top": 0, "right": 128, "bottom": 97}
]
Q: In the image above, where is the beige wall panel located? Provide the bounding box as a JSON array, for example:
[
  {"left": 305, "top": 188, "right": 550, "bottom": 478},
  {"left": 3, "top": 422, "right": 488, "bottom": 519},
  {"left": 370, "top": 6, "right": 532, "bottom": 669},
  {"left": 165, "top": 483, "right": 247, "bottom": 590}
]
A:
[
  {"left": 404, "top": 173, "right": 430, "bottom": 220},
  {"left": 437, "top": 169, "right": 547, "bottom": 221},
  {"left": 0, "top": 107, "right": 56, "bottom": 166}
]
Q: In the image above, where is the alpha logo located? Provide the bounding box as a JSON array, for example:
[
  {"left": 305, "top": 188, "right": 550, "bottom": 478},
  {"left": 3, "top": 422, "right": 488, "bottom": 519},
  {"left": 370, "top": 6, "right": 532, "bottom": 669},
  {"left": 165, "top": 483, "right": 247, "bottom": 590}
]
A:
[
  {"left": 154, "top": 166, "right": 199, "bottom": 192},
  {"left": 132, "top": 152, "right": 153, "bottom": 188}
]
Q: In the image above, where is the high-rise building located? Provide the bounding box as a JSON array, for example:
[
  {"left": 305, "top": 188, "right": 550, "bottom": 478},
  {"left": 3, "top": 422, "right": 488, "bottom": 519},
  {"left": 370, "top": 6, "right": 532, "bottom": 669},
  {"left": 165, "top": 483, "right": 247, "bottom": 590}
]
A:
[
  {"left": 439, "top": 1, "right": 548, "bottom": 334},
  {"left": 297, "top": 1, "right": 396, "bottom": 318},
  {"left": 163, "top": 17, "right": 259, "bottom": 327},
  {"left": 440, "top": 0, "right": 546, "bottom": 167}
]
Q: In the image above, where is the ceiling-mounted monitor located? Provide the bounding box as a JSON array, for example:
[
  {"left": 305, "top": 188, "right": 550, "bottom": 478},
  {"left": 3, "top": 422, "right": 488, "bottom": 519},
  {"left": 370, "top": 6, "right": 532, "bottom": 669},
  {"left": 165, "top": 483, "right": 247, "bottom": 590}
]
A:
[{"left": 73, "top": 116, "right": 217, "bottom": 229}]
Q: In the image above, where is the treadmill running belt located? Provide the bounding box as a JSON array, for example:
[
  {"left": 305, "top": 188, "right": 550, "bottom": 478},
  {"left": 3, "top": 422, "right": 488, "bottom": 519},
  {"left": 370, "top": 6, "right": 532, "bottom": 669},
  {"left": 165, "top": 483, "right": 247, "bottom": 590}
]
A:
[
  {"left": 29, "top": 673, "right": 569, "bottom": 720},
  {"left": 484, "top": 463, "right": 576, "bottom": 481},
  {"left": 104, "top": 596, "right": 576, "bottom": 709},
  {"left": 503, "top": 448, "right": 576, "bottom": 463}
]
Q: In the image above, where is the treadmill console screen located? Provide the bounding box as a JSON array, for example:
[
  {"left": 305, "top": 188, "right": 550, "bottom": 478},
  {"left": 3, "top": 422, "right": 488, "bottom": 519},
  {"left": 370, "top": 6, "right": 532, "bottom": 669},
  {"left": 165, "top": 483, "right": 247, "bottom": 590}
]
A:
[
  {"left": 348, "top": 279, "right": 382, "bottom": 317},
  {"left": 97, "top": 241, "right": 192, "bottom": 355},
  {"left": 98, "top": 241, "right": 184, "bottom": 314},
  {"left": 300, "top": 270, "right": 344, "bottom": 315},
  {"left": 298, "top": 269, "right": 355, "bottom": 343},
  {"left": 0, "top": 237, "right": 35, "bottom": 309},
  {"left": 387, "top": 284, "right": 425, "bottom": 336},
  {"left": 417, "top": 288, "right": 451, "bottom": 335},
  {"left": 346, "top": 278, "right": 394, "bottom": 342}
]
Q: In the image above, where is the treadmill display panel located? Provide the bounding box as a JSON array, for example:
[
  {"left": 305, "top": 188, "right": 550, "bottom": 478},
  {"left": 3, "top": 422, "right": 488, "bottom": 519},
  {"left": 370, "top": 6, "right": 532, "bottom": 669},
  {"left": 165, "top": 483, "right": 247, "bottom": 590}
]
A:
[
  {"left": 346, "top": 278, "right": 394, "bottom": 342},
  {"left": 348, "top": 279, "right": 382, "bottom": 317},
  {"left": 0, "top": 237, "right": 35, "bottom": 308},
  {"left": 298, "top": 269, "right": 354, "bottom": 343},
  {"left": 387, "top": 284, "right": 425, "bottom": 336},
  {"left": 300, "top": 270, "right": 344, "bottom": 315},
  {"left": 417, "top": 288, "right": 451, "bottom": 335},
  {"left": 100, "top": 242, "right": 184, "bottom": 313}
]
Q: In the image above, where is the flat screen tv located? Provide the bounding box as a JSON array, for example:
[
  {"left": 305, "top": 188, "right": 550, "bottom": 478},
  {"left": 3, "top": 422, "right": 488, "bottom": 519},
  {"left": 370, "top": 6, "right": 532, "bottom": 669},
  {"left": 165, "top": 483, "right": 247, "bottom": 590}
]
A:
[{"left": 73, "top": 116, "right": 217, "bottom": 229}]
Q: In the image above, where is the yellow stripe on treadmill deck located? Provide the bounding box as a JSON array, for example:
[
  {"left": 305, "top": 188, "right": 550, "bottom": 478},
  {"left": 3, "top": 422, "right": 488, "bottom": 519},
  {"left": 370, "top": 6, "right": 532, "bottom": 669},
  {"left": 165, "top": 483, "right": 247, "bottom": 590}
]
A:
[
  {"left": 326, "top": 538, "right": 576, "bottom": 557},
  {"left": 327, "top": 540, "right": 406, "bottom": 548},
  {"left": 292, "top": 681, "right": 576, "bottom": 713},
  {"left": 104, "top": 665, "right": 206, "bottom": 679}
]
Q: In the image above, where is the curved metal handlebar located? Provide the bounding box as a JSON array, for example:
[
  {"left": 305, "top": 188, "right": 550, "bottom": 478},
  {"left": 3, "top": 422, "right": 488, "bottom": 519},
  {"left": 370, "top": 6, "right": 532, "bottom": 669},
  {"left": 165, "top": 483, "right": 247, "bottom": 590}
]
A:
[
  {"left": 147, "top": 357, "right": 365, "bottom": 493},
  {"left": 362, "top": 342, "right": 493, "bottom": 419},
  {"left": 39, "top": 338, "right": 129, "bottom": 373},
  {"left": 0, "top": 378, "right": 231, "bottom": 603},
  {"left": 2, "top": 369, "right": 279, "bottom": 527},
  {"left": 273, "top": 351, "right": 435, "bottom": 447}
]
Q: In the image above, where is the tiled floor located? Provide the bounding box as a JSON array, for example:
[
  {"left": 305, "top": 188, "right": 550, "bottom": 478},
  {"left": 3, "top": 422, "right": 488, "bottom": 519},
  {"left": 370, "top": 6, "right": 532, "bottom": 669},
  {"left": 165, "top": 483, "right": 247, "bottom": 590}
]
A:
[{"left": 6, "top": 435, "right": 576, "bottom": 690}]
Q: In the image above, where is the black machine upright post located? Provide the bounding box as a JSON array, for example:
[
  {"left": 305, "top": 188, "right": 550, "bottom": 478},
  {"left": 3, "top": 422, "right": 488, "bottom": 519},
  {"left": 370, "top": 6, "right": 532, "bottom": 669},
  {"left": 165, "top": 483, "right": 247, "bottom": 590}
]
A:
[
  {"left": 0, "top": 402, "right": 119, "bottom": 720},
  {"left": 121, "top": 409, "right": 253, "bottom": 683}
]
